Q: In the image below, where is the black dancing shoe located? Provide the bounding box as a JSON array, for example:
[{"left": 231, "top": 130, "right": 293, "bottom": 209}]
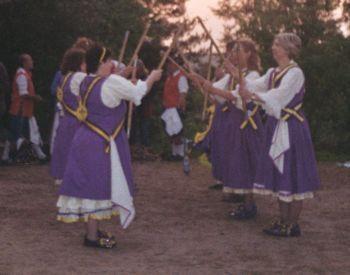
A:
[
  {"left": 98, "top": 230, "right": 116, "bottom": 241},
  {"left": 289, "top": 223, "right": 301, "bottom": 237},
  {"left": 209, "top": 183, "right": 223, "bottom": 190},
  {"left": 263, "top": 221, "right": 301, "bottom": 237},
  {"left": 83, "top": 236, "right": 116, "bottom": 249},
  {"left": 222, "top": 193, "right": 245, "bottom": 203},
  {"left": 229, "top": 204, "right": 257, "bottom": 220}
]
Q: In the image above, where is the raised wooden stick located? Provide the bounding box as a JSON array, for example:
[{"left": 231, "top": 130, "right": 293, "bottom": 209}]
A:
[
  {"left": 128, "top": 22, "right": 151, "bottom": 67},
  {"left": 127, "top": 57, "right": 138, "bottom": 139},
  {"left": 201, "top": 42, "right": 213, "bottom": 121},
  {"left": 167, "top": 56, "right": 190, "bottom": 77},
  {"left": 178, "top": 49, "right": 207, "bottom": 97},
  {"left": 236, "top": 41, "right": 247, "bottom": 113},
  {"left": 196, "top": 17, "right": 225, "bottom": 62},
  {"left": 157, "top": 26, "right": 183, "bottom": 70},
  {"left": 118, "top": 30, "right": 130, "bottom": 65}
]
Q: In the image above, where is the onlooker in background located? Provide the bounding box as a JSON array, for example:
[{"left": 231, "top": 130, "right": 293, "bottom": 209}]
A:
[
  {"left": 5, "top": 54, "right": 47, "bottom": 163},
  {"left": 161, "top": 55, "right": 189, "bottom": 161},
  {"left": 0, "top": 62, "right": 11, "bottom": 164}
]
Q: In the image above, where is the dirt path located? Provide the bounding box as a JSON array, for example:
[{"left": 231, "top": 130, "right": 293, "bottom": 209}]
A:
[{"left": 0, "top": 161, "right": 349, "bottom": 274}]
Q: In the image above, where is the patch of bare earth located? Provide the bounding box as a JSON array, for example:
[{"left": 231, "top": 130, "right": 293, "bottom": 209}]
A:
[{"left": 0, "top": 161, "right": 349, "bottom": 274}]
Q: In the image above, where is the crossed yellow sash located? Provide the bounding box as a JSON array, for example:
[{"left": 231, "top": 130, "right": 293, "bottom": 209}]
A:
[{"left": 80, "top": 77, "right": 125, "bottom": 154}]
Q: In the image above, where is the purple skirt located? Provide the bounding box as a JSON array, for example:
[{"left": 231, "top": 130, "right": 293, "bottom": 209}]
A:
[
  {"left": 222, "top": 103, "right": 265, "bottom": 193},
  {"left": 59, "top": 126, "right": 135, "bottom": 200},
  {"left": 254, "top": 114, "right": 320, "bottom": 201},
  {"left": 50, "top": 115, "right": 80, "bottom": 179}
]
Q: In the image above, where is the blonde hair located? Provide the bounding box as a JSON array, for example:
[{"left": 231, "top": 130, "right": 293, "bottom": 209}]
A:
[
  {"left": 237, "top": 38, "right": 262, "bottom": 72},
  {"left": 274, "top": 33, "right": 302, "bottom": 59}
]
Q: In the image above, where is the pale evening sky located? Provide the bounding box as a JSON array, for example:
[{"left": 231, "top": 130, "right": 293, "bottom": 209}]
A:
[{"left": 186, "top": 0, "right": 226, "bottom": 42}]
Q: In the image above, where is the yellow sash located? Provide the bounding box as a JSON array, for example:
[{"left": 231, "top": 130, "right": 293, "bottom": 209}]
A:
[
  {"left": 194, "top": 104, "right": 216, "bottom": 144},
  {"left": 81, "top": 77, "right": 126, "bottom": 154},
  {"left": 240, "top": 104, "right": 259, "bottom": 130},
  {"left": 282, "top": 103, "right": 304, "bottom": 122}
]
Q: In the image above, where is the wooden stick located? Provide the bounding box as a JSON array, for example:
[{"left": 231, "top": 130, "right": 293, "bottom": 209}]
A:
[
  {"left": 167, "top": 56, "right": 190, "bottom": 77},
  {"left": 236, "top": 41, "right": 247, "bottom": 113},
  {"left": 157, "top": 26, "right": 183, "bottom": 70},
  {"left": 118, "top": 30, "right": 130, "bottom": 65},
  {"left": 127, "top": 57, "right": 138, "bottom": 139},
  {"left": 201, "top": 42, "right": 213, "bottom": 121},
  {"left": 128, "top": 22, "right": 151, "bottom": 67},
  {"left": 178, "top": 49, "right": 207, "bottom": 97},
  {"left": 196, "top": 17, "right": 225, "bottom": 62}
]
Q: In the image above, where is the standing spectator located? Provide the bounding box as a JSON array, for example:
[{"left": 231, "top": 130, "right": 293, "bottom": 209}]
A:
[{"left": 6, "top": 54, "right": 47, "bottom": 162}]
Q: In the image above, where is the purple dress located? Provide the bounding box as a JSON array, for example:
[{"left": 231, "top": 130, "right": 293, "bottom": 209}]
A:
[
  {"left": 222, "top": 101, "right": 265, "bottom": 194},
  {"left": 50, "top": 73, "right": 80, "bottom": 180},
  {"left": 253, "top": 68, "right": 320, "bottom": 201},
  {"left": 58, "top": 76, "right": 135, "bottom": 222},
  {"left": 195, "top": 102, "right": 234, "bottom": 182}
]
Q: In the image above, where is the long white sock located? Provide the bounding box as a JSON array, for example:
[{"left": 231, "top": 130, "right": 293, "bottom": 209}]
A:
[
  {"left": 176, "top": 143, "right": 185, "bottom": 157},
  {"left": 1, "top": 140, "right": 10, "bottom": 161},
  {"left": 17, "top": 138, "right": 24, "bottom": 150},
  {"left": 171, "top": 143, "right": 177, "bottom": 156},
  {"left": 32, "top": 144, "right": 46, "bottom": 159}
]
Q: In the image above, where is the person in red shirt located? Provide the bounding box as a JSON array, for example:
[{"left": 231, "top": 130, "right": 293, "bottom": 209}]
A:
[
  {"left": 161, "top": 56, "right": 189, "bottom": 161},
  {"left": 6, "top": 54, "right": 47, "bottom": 162}
]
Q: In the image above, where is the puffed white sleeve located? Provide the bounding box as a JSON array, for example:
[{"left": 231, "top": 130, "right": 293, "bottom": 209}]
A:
[
  {"left": 245, "top": 68, "right": 274, "bottom": 94},
  {"left": 178, "top": 76, "right": 189, "bottom": 94},
  {"left": 212, "top": 74, "right": 231, "bottom": 103},
  {"left": 256, "top": 67, "right": 305, "bottom": 119},
  {"left": 16, "top": 74, "right": 28, "bottom": 96},
  {"left": 70, "top": 72, "right": 86, "bottom": 96},
  {"left": 101, "top": 74, "right": 148, "bottom": 108}
]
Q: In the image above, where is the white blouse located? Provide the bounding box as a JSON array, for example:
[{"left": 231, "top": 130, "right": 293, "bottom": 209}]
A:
[
  {"left": 70, "top": 72, "right": 86, "bottom": 96},
  {"left": 101, "top": 74, "right": 148, "bottom": 108},
  {"left": 245, "top": 62, "right": 305, "bottom": 174},
  {"left": 212, "top": 73, "right": 231, "bottom": 104},
  {"left": 246, "top": 62, "right": 305, "bottom": 119}
]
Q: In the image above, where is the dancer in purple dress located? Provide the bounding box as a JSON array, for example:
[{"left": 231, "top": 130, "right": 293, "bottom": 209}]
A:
[
  {"left": 191, "top": 39, "right": 264, "bottom": 220},
  {"left": 50, "top": 48, "right": 87, "bottom": 185},
  {"left": 240, "top": 33, "right": 320, "bottom": 237},
  {"left": 57, "top": 45, "right": 162, "bottom": 248}
]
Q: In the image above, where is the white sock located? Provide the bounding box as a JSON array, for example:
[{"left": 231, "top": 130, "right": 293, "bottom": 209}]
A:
[
  {"left": 32, "top": 144, "right": 46, "bottom": 159},
  {"left": 176, "top": 143, "right": 185, "bottom": 157},
  {"left": 17, "top": 138, "right": 24, "bottom": 150},
  {"left": 1, "top": 140, "right": 10, "bottom": 161},
  {"left": 171, "top": 144, "right": 177, "bottom": 156}
]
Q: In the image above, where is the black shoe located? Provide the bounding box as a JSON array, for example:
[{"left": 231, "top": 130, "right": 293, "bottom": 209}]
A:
[
  {"left": 83, "top": 236, "right": 116, "bottom": 249},
  {"left": 97, "top": 230, "right": 116, "bottom": 242},
  {"left": 209, "top": 183, "right": 223, "bottom": 190},
  {"left": 222, "top": 193, "right": 245, "bottom": 203},
  {"left": 263, "top": 221, "right": 301, "bottom": 237},
  {"left": 290, "top": 223, "right": 301, "bottom": 237},
  {"left": 229, "top": 204, "right": 257, "bottom": 220}
]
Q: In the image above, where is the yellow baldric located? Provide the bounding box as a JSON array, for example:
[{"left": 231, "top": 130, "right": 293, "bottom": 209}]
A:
[
  {"left": 272, "top": 64, "right": 304, "bottom": 123},
  {"left": 282, "top": 103, "right": 304, "bottom": 122},
  {"left": 194, "top": 104, "right": 216, "bottom": 144},
  {"left": 240, "top": 104, "right": 259, "bottom": 130},
  {"left": 81, "top": 76, "right": 125, "bottom": 154},
  {"left": 271, "top": 63, "right": 297, "bottom": 89},
  {"left": 56, "top": 72, "right": 88, "bottom": 121}
]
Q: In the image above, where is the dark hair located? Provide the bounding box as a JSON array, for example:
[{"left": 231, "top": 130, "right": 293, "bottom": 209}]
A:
[
  {"left": 85, "top": 45, "right": 112, "bottom": 74},
  {"left": 72, "top": 37, "right": 94, "bottom": 51},
  {"left": 60, "top": 48, "right": 86, "bottom": 75},
  {"left": 226, "top": 41, "right": 236, "bottom": 52},
  {"left": 18, "top": 53, "right": 30, "bottom": 67}
]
